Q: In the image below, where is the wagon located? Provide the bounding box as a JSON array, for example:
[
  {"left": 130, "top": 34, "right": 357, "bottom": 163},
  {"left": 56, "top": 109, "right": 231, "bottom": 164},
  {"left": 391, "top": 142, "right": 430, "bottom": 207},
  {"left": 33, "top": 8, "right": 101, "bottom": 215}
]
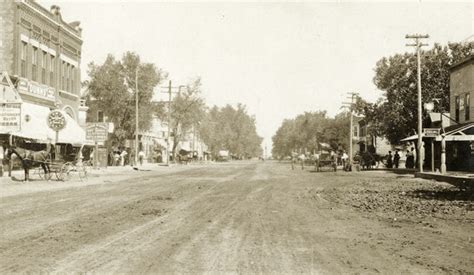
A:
[{"left": 314, "top": 153, "right": 337, "bottom": 172}]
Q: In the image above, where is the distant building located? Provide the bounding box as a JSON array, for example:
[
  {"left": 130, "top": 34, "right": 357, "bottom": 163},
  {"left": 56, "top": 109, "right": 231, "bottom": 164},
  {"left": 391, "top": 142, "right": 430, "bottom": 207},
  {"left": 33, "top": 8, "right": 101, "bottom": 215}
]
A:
[
  {"left": 357, "top": 116, "right": 393, "bottom": 160},
  {"left": 0, "top": 0, "right": 86, "bottom": 145}
]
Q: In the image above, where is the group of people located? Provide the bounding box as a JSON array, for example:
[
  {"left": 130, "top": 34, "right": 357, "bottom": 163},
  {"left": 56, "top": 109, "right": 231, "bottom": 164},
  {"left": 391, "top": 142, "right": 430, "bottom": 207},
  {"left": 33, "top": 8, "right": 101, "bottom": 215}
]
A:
[
  {"left": 109, "top": 149, "right": 147, "bottom": 166},
  {"left": 290, "top": 150, "right": 350, "bottom": 171},
  {"left": 385, "top": 147, "right": 416, "bottom": 169}
]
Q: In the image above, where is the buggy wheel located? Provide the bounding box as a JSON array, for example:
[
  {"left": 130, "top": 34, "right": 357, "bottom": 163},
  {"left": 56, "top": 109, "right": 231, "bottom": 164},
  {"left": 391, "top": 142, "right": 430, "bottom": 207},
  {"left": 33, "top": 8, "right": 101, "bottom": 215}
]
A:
[
  {"left": 59, "top": 163, "right": 73, "bottom": 181},
  {"left": 78, "top": 164, "right": 88, "bottom": 180},
  {"left": 37, "top": 167, "right": 52, "bottom": 180}
]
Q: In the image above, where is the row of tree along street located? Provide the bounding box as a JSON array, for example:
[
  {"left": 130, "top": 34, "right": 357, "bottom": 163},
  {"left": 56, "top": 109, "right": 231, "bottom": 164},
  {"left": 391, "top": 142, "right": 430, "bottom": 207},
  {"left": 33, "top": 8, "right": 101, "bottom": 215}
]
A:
[
  {"left": 85, "top": 52, "right": 263, "bottom": 160},
  {"left": 272, "top": 41, "right": 473, "bottom": 159}
]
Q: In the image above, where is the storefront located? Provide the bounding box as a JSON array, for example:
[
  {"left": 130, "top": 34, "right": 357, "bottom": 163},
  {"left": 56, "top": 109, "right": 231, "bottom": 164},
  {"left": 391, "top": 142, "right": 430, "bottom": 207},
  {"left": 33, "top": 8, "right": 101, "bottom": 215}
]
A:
[{"left": 0, "top": 72, "right": 86, "bottom": 156}]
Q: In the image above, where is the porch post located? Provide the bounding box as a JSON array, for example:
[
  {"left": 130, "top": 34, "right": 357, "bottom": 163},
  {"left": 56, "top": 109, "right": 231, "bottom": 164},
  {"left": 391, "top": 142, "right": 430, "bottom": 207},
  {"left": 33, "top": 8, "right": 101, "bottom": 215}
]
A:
[
  {"left": 431, "top": 139, "right": 434, "bottom": 172},
  {"left": 441, "top": 135, "right": 446, "bottom": 174}
]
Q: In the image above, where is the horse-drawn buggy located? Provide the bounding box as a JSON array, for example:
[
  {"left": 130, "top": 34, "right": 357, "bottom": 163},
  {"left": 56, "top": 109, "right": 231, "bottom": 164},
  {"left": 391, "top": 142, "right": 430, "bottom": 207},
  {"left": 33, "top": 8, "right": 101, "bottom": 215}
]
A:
[
  {"left": 315, "top": 152, "right": 337, "bottom": 172},
  {"left": 313, "top": 143, "right": 337, "bottom": 172},
  {"left": 5, "top": 138, "right": 93, "bottom": 182},
  {"left": 356, "top": 151, "right": 386, "bottom": 170}
]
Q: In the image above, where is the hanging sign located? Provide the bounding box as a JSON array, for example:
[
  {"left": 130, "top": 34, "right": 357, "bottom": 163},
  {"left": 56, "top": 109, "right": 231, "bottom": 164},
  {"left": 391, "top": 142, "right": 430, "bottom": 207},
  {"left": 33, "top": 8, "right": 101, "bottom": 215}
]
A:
[
  {"left": 47, "top": 109, "right": 66, "bottom": 131},
  {"left": 423, "top": 128, "right": 440, "bottom": 137}
]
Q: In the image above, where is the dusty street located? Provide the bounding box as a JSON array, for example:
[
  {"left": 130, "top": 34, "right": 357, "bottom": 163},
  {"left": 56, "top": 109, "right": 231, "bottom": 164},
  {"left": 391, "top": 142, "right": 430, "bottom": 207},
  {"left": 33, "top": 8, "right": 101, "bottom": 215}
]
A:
[{"left": 0, "top": 161, "right": 472, "bottom": 273}]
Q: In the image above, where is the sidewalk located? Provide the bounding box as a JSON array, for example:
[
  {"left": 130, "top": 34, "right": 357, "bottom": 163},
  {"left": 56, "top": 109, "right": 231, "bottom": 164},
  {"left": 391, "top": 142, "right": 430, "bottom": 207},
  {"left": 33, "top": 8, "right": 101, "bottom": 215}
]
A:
[
  {"left": 415, "top": 171, "right": 474, "bottom": 188},
  {"left": 0, "top": 162, "right": 206, "bottom": 198}
]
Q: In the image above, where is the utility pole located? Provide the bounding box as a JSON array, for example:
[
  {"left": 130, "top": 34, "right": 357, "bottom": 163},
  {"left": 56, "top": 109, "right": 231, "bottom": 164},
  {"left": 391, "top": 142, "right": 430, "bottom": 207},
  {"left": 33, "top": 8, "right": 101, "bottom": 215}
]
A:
[
  {"left": 158, "top": 82, "right": 184, "bottom": 166},
  {"left": 342, "top": 92, "right": 359, "bottom": 170},
  {"left": 167, "top": 80, "right": 172, "bottom": 166},
  {"left": 406, "top": 34, "right": 429, "bottom": 173},
  {"left": 134, "top": 67, "right": 139, "bottom": 167}
]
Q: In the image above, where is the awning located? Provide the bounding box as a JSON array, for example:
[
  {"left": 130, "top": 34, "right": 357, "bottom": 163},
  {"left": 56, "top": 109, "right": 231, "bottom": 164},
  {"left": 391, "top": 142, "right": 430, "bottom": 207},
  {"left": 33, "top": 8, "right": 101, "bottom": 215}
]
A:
[
  {"left": 400, "top": 133, "right": 425, "bottom": 142},
  {"left": 11, "top": 102, "right": 86, "bottom": 145},
  {"left": 435, "top": 122, "right": 474, "bottom": 141}
]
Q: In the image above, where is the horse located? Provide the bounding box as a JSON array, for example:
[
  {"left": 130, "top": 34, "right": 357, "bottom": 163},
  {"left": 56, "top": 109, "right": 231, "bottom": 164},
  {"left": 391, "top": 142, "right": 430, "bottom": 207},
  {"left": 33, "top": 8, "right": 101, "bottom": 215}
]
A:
[
  {"left": 5, "top": 145, "right": 52, "bottom": 182},
  {"left": 359, "top": 151, "right": 385, "bottom": 170}
]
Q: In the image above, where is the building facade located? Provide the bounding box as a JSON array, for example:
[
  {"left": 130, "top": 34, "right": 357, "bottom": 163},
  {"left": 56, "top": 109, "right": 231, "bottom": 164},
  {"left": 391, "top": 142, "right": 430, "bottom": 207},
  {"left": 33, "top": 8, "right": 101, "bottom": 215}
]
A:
[
  {"left": 0, "top": 0, "right": 86, "bottom": 145},
  {"left": 442, "top": 53, "right": 474, "bottom": 171}
]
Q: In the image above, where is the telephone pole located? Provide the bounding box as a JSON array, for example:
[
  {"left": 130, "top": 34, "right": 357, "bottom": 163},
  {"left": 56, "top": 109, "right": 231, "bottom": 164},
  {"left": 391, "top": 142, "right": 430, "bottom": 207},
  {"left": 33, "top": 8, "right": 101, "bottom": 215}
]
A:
[
  {"left": 159, "top": 82, "right": 184, "bottom": 166},
  {"left": 406, "top": 34, "right": 429, "bottom": 172},
  {"left": 134, "top": 67, "right": 139, "bottom": 167},
  {"left": 342, "top": 92, "right": 359, "bottom": 170}
]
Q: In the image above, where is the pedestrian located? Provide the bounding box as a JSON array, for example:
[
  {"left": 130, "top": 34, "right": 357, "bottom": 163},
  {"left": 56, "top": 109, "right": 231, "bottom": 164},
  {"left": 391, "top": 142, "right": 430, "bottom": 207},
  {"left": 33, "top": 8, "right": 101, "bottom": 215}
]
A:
[
  {"left": 138, "top": 150, "right": 145, "bottom": 166},
  {"left": 299, "top": 153, "right": 306, "bottom": 170},
  {"left": 394, "top": 150, "right": 400, "bottom": 168},
  {"left": 120, "top": 149, "right": 127, "bottom": 166},
  {"left": 114, "top": 151, "right": 120, "bottom": 166},
  {"left": 291, "top": 151, "right": 298, "bottom": 170},
  {"left": 406, "top": 149, "right": 413, "bottom": 169},
  {"left": 341, "top": 151, "right": 349, "bottom": 171},
  {"left": 386, "top": 151, "right": 393, "bottom": 168}
]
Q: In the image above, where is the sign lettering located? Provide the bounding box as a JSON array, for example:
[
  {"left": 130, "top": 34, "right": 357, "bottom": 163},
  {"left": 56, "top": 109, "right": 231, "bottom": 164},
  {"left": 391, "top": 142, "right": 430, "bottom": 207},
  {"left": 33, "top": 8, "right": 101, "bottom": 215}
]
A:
[
  {"left": 86, "top": 122, "right": 108, "bottom": 143},
  {"left": 0, "top": 103, "right": 21, "bottom": 132}
]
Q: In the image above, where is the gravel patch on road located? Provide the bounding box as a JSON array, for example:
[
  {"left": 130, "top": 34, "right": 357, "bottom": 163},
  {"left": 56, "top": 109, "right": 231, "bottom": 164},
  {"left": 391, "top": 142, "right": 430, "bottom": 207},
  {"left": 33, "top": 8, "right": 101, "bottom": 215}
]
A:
[{"left": 321, "top": 173, "right": 474, "bottom": 223}]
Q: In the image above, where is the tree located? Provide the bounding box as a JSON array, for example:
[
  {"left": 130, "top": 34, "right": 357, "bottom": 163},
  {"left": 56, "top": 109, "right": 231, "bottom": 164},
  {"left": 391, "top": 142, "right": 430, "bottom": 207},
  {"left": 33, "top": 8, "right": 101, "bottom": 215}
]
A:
[
  {"left": 271, "top": 111, "right": 351, "bottom": 158},
  {"left": 199, "top": 104, "right": 263, "bottom": 159},
  {"left": 156, "top": 78, "right": 206, "bottom": 159},
  {"left": 373, "top": 42, "right": 473, "bottom": 144},
  {"left": 87, "top": 52, "right": 166, "bottom": 146}
]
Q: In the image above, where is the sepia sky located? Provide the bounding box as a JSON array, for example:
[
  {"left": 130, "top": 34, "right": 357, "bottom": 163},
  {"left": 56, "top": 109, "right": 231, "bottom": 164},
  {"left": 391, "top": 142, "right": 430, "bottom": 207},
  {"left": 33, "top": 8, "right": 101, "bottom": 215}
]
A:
[{"left": 40, "top": 0, "right": 473, "bottom": 152}]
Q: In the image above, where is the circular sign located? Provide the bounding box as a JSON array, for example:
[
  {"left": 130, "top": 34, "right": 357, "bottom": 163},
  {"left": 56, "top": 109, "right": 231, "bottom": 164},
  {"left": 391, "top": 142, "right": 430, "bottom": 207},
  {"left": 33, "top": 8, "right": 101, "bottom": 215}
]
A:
[{"left": 47, "top": 109, "right": 66, "bottom": 131}]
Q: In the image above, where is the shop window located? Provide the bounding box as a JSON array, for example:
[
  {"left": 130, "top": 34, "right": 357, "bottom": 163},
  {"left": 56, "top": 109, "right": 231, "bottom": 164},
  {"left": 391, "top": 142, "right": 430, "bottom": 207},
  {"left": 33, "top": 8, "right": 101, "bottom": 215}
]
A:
[{"left": 466, "top": 93, "right": 470, "bottom": 121}]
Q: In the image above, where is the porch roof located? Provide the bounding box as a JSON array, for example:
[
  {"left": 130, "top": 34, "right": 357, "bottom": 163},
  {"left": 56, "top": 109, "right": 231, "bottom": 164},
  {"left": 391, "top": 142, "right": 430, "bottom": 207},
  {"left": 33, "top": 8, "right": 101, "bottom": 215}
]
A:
[{"left": 435, "top": 122, "right": 474, "bottom": 141}]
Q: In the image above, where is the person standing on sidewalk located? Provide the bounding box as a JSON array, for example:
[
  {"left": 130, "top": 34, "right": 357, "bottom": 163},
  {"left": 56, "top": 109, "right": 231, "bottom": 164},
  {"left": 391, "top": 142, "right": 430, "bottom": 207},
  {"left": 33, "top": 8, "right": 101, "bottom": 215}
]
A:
[
  {"left": 138, "top": 150, "right": 145, "bottom": 166},
  {"left": 386, "top": 151, "right": 393, "bottom": 168},
  {"left": 393, "top": 150, "right": 400, "bottom": 168},
  {"left": 120, "top": 150, "right": 127, "bottom": 166}
]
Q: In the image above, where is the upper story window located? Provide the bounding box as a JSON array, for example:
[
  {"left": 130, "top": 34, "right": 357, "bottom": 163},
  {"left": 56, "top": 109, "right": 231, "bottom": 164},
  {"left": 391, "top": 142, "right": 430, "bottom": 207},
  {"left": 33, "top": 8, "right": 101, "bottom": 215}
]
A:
[
  {"left": 41, "top": 51, "right": 47, "bottom": 84},
  {"left": 466, "top": 93, "right": 471, "bottom": 121},
  {"left": 97, "top": 110, "right": 104, "bottom": 122},
  {"left": 50, "top": 55, "right": 55, "bottom": 85},
  {"left": 353, "top": 126, "right": 358, "bottom": 138},
  {"left": 32, "top": 47, "right": 38, "bottom": 81},
  {"left": 20, "top": 42, "right": 27, "bottom": 77},
  {"left": 455, "top": 96, "right": 460, "bottom": 122}
]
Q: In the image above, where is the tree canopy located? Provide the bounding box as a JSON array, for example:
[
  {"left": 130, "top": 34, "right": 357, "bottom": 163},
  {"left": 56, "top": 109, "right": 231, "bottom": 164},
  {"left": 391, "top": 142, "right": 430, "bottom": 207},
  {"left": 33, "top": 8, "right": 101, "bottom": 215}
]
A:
[
  {"left": 155, "top": 78, "right": 206, "bottom": 159},
  {"left": 199, "top": 104, "right": 263, "bottom": 159},
  {"left": 371, "top": 42, "right": 473, "bottom": 144},
  {"left": 86, "top": 52, "right": 166, "bottom": 145},
  {"left": 271, "top": 111, "right": 349, "bottom": 158}
]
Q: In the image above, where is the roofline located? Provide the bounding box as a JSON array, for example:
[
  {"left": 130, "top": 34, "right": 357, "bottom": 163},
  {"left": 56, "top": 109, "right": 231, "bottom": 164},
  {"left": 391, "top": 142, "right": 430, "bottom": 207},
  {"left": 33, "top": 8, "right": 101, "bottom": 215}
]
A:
[
  {"left": 19, "top": 0, "right": 82, "bottom": 42},
  {"left": 450, "top": 53, "right": 474, "bottom": 71}
]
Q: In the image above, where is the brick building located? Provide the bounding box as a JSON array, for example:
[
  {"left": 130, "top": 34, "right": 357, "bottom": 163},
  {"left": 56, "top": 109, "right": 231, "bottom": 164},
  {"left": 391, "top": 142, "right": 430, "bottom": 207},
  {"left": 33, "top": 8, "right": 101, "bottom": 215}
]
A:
[{"left": 0, "top": 0, "right": 87, "bottom": 145}]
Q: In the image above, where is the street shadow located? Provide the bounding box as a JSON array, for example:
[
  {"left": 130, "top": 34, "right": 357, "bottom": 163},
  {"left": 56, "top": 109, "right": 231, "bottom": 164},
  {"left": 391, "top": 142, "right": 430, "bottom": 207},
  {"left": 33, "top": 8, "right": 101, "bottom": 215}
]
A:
[{"left": 406, "top": 188, "right": 474, "bottom": 202}]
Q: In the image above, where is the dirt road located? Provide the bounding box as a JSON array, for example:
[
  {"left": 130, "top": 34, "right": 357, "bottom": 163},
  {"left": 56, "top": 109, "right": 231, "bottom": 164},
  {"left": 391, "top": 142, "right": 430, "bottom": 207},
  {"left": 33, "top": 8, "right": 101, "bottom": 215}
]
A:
[{"left": 0, "top": 161, "right": 472, "bottom": 273}]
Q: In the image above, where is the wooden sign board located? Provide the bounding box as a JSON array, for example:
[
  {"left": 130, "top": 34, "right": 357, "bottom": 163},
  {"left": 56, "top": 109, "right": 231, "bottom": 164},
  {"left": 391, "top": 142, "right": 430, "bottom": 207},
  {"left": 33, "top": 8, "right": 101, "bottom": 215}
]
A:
[
  {"left": 86, "top": 122, "right": 108, "bottom": 143},
  {"left": 423, "top": 128, "right": 440, "bottom": 137}
]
